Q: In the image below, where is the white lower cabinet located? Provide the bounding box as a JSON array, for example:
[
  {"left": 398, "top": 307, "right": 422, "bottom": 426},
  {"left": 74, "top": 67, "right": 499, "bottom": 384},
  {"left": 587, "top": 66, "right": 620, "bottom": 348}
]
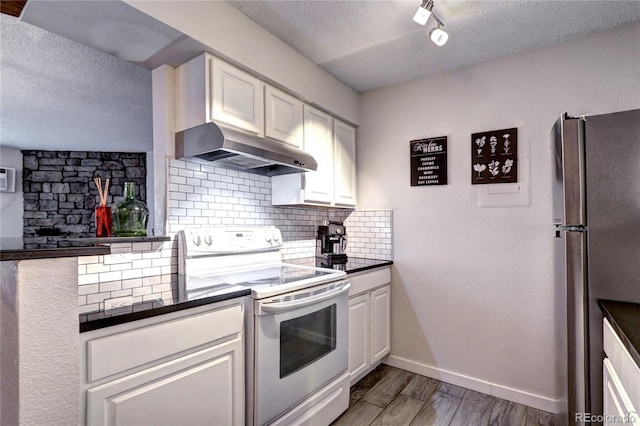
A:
[
  {"left": 602, "top": 318, "right": 640, "bottom": 426},
  {"left": 370, "top": 285, "right": 391, "bottom": 363},
  {"left": 347, "top": 267, "right": 391, "bottom": 385},
  {"left": 348, "top": 293, "right": 370, "bottom": 381},
  {"left": 81, "top": 299, "right": 245, "bottom": 426}
]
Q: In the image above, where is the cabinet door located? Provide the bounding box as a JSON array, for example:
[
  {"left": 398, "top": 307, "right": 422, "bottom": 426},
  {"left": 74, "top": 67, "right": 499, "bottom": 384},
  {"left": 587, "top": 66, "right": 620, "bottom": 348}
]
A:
[
  {"left": 370, "top": 285, "right": 391, "bottom": 363},
  {"left": 334, "top": 120, "right": 357, "bottom": 207},
  {"left": 603, "top": 358, "right": 639, "bottom": 426},
  {"left": 303, "top": 105, "right": 334, "bottom": 204},
  {"left": 348, "top": 294, "right": 370, "bottom": 383},
  {"left": 265, "top": 85, "right": 303, "bottom": 148},
  {"left": 211, "top": 59, "right": 264, "bottom": 135},
  {"left": 87, "top": 340, "right": 243, "bottom": 426}
]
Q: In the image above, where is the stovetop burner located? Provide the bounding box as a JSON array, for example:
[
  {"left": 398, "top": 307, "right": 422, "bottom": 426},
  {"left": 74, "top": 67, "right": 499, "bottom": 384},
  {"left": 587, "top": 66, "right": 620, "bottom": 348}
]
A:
[{"left": 178, "top": 227, "right": 347, "bottom": 299}]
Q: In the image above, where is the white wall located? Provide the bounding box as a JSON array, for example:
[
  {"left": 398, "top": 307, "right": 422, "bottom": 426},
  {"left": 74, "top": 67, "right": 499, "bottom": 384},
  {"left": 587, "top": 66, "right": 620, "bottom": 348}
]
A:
[
  {"left": 357, "top": 22, "right": 640, "bottom": 412},
  {"left": 1, "top": 16, "right": 152, "bottom": 153},
  {"left": 1, "top": 258, "right": 79, "bottom": 425},
  {"left": 0, "top": 148, "right": 23, "bottom": 238}
]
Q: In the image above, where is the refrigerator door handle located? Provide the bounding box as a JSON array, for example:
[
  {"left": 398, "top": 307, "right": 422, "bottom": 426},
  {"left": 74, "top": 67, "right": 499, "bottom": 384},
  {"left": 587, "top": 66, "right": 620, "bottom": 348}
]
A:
[{"left": 555, "top": 224, "right": 589, "bottom": 238}]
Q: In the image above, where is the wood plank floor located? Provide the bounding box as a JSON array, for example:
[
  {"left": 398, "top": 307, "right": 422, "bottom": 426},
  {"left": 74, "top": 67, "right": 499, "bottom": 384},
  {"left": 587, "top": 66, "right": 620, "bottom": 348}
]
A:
[{"left": 332, "top": 365, "right": 558, "bottom": 426}]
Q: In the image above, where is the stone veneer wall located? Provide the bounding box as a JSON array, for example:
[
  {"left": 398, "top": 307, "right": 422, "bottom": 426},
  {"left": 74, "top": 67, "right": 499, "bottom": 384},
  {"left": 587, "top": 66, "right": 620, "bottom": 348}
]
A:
[
  {"left": 22, "top": 151, "right": 146, "bottom": 247},
  {"left": 77, "top": 158, "right": 393, "bottom": 315}
]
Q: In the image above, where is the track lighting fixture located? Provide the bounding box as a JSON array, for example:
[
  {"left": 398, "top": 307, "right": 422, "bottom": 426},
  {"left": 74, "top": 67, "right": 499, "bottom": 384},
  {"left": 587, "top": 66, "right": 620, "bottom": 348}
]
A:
[
  {"left": 430, "top": 23, "right": 448, "bottom": 46},
  {"left": 412, "top": 0, "right": 433, "bottom": 26},
  {"left": 412, "top": 0, "right": 448, "bottom": 46}
]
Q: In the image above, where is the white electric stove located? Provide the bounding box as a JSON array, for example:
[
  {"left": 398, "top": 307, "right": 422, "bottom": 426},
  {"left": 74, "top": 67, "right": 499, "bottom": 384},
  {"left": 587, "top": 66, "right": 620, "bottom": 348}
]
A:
[{"left": 178, "top": 227, "right": 351, "bottom": 426}]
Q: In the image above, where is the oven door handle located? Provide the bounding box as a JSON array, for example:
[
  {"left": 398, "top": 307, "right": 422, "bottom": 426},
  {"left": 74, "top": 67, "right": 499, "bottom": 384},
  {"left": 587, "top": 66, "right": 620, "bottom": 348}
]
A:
[{"left": 260, "top": 282, "right": 351, "bottom": 314}]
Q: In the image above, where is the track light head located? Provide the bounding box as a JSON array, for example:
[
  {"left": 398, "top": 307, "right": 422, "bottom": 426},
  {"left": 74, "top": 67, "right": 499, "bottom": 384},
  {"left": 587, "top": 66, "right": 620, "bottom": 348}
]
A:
[
  {"left": 413, "top": 0, "right": 449, "bottom": 46},
  {"left": 413, "top": 0, "right": 433, "bottom": 26},
  {"left": 430, "top": 25, "right": 448, "bottom": 46}
]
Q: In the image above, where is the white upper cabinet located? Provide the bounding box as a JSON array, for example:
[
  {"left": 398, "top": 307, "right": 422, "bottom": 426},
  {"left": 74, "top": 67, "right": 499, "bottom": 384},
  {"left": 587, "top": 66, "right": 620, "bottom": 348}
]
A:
[
  {"left": 302, "top": 105, "right": 334, "bottom": 204},
  {"left": 175, "top": 52, "right": 357, "bottom": 208},
  {"left": 175, "top": 53, "right": 264, "bottom": 135},
  {"left": 265, "top": 85, "right": 303, "bottom": 148},
  {"left": 333, "top": 119, "right": 357, "bottom": 207},
  {"left": 212, "top": 59, "right": 264, "bottom": 135},
  {"left": 271, "top": 106, "right": 357, "bottom": 208}
]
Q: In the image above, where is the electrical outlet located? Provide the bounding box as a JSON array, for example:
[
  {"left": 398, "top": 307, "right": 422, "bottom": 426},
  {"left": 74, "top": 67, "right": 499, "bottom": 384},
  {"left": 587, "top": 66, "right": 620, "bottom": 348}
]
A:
[
  {"left": 104, "top": 296, "right": 133, "bottom": 310},
  {"left": 103, "top": 252, "right": 133, "bottom": 265}
]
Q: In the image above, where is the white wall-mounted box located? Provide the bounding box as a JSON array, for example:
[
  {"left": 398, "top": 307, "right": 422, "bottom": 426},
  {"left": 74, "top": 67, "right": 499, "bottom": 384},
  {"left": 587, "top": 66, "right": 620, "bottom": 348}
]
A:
[{"left": 0, "top": 167, "right": 16, "bottom": 192}]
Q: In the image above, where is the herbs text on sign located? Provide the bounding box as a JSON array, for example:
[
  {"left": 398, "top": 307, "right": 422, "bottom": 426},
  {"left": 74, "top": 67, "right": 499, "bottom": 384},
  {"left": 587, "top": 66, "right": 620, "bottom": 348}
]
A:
[{"left": 410, "top": 136, "right": 448, "bottom": 186}]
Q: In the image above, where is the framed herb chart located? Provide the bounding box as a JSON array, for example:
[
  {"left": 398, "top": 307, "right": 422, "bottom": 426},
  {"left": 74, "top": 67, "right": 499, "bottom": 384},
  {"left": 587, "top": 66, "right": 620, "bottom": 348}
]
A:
[
  {"left": 410, "top": 136, "right": 448, "bottom": 186},
  {"left": 471, "top": 127, "right": 517, "bottom": 184}
]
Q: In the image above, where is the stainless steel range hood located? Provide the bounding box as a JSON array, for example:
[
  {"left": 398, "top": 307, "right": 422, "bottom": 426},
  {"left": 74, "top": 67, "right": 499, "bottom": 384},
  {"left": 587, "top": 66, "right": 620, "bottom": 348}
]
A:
[{"left": 175, "top": 122, "right": 317, "bottom": 176}]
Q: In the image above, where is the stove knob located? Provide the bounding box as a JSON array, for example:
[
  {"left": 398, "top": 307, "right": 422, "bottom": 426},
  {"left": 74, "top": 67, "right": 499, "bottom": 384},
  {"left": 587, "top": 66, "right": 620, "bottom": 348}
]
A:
[
  {"left": 265, "top": 231, "right": 273, "bottom": 243},
  {"left": 192, "top": 235, "right": 202, "bottom": 246},
  {"left": 273, "top": 230, "right": 282, "bottom": 244},
  {"left": 204, "top": 234, "right": 213, "bottom": 246}
]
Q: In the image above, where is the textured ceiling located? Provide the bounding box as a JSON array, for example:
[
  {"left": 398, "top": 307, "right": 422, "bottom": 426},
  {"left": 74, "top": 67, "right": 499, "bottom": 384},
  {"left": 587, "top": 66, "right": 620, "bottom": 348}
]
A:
[
  {"left": 0, "top": 15, "right": 152, "bottom": 152},
  {"left": 3, "top": 0, "right": 639, "bottom": 152},
  {"left": 227, "top": 0, "right": 640, "bottom": 92}
]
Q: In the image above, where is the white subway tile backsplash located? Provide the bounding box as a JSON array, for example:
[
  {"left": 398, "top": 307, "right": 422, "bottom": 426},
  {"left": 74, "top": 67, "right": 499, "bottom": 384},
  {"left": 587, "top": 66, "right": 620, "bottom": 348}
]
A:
[
  {"left": 185, "top": 161, "right": 201, "bottom": 171},
  {"left": 87, "top": 293, "right": 109, "bottom": 305},
  {"left": 122, "top": 278, "right": 142, "bottom": 290},
  {"left": 110, "top": 289, "right": 133, "bottom": 299},
  {"left": 86, "top": 263, "right": 110, "bottom": 274},
  {"left": 121, "top": 269, "right": 143, "bottom": 280},
  {"left": 78, "top": 159, "right": 392, "bottom": 312},
  {"left": 132, "top": 286, "right": 152, "bottom": 297},
  {"left": 80, "top": 304, "right": 100, "bottom": 315},
  {"left": 99, "top": 271, "right": 122, "bottom": 282},
  {"left": 178, "top": 168, "right": 193, "bottom": 178},
  {"left": 78, "top": 284, "right": 99, "bottom": 296},
  {"left": 132, "top": 259, "right": 152, "bottom": 269},
  {"left": 103, "top": 253, "right": 133, "bottom": 265},
  {"left": 170, "top": 175, "right": 186, "bottom": 185},
  {"left": 78, "top": 255, "right": 100, "bottom": 265},
  {"left": 179, "top": 184, "right": 194, "bottom": 193},
  {"left": 99, "top": 280, "right": 122, "bottom": 293},
  {"left": 79, "top": 274, "right": 99, "bottom": 285}
]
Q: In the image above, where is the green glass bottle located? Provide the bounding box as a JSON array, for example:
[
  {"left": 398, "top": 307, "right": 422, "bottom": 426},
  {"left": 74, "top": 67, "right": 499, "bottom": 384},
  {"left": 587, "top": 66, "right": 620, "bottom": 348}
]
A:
[{"left": 111, "top": 182, "right": 148, "bottom": 237}]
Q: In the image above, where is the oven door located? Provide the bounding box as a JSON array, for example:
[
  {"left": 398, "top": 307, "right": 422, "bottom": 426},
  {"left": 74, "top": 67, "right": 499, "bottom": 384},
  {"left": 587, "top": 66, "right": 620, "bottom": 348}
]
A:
[{"left": 253, "top": 280, "right": 350, "bottom": 426}]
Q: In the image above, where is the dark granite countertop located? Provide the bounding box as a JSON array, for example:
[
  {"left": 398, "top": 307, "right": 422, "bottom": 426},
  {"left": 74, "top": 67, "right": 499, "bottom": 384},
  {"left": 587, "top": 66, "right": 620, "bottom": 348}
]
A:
[
  {"left": 287, "top": 256, "right": 393, "bottom": 274},
  {"left": 80, "top": 257, "right": 392, "bottom": 332},
  {"left": 80, "top": 274, "right": 250, "bottom": 333},
  {"left": 0, "top": 237, "right": 111, "bottom": 261},
  {"left": 1, "top": 236, "right": 171, "bottom": 261},
  {"left": 599, "top": 300, "right": 640, "bottom": 368}
]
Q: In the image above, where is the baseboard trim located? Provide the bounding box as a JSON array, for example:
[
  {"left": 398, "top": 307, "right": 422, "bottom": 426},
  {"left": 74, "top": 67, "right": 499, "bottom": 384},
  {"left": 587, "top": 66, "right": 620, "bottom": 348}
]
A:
[{"left": 383, "top": 355, "right": 563, "bottom": 414}]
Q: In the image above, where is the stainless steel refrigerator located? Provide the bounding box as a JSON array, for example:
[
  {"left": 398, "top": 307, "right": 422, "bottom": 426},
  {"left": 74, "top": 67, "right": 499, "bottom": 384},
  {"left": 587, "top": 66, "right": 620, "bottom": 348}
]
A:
[{"left": 553, "top": 108, "right": 640, "bottom": 424}]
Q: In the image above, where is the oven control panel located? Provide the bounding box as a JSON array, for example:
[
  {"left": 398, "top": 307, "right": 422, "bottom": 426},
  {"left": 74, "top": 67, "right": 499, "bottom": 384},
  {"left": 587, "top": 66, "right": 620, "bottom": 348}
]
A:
[{"left": 179, "top": 227, "right": 283, "bottom": 256}]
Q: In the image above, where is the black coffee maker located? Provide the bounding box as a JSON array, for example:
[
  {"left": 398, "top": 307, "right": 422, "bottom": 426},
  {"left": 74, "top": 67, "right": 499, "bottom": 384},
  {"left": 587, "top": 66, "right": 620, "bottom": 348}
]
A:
[{"left": 316, "top": 220, "right": 348, "bottom": 264}]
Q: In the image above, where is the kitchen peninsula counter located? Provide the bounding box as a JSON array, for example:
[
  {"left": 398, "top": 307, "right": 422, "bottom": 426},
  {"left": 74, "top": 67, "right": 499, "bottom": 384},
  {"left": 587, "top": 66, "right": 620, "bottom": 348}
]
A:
[
  {"left": 599, "top": 300, "right": 640, "bottom": 368},
  {"left": 0, "top": 237, "right": 110, "bottom": 261},
  {"left": 80, "top": 274, "right": 250, "bottom": 333}
]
